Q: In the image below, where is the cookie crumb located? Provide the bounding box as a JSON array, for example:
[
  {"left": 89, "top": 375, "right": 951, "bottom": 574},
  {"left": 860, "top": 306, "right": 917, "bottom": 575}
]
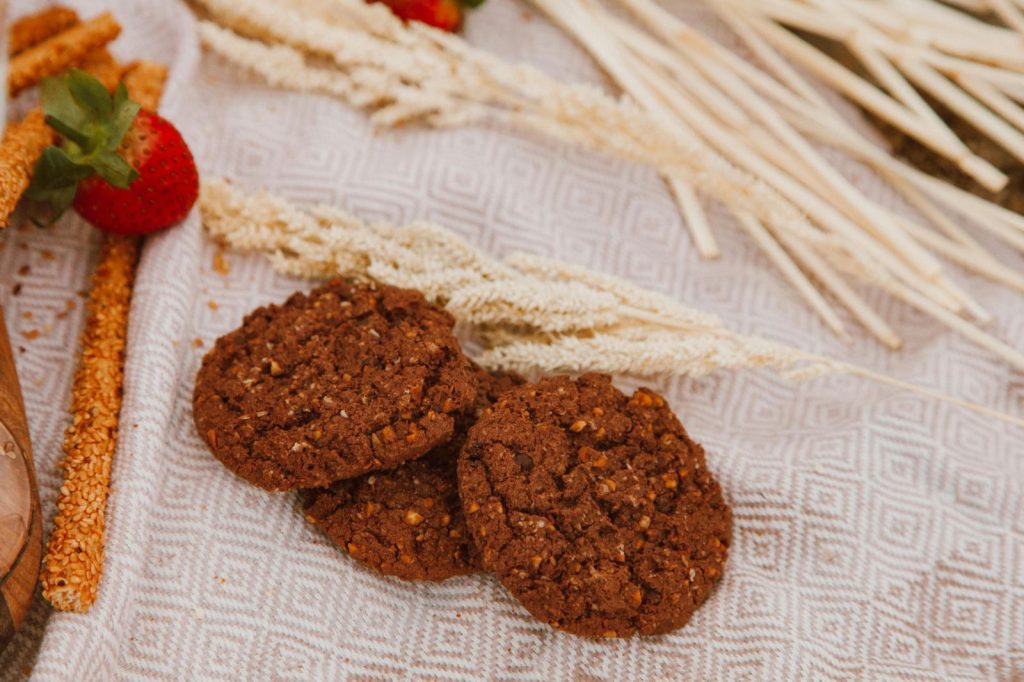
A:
[{"left": 212, "top": 250, "right": 230, "bottom": 276}]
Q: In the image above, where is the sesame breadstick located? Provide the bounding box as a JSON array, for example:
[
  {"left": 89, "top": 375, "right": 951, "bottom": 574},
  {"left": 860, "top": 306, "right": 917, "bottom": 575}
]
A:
[
  {"left": 121, "top": 61, "right": 169, "bottom": 111},
  {"left": 8, "top": 6, "right": 80, "bottom": 57},
  {"left": 8, "top": 13, "right": 121, "bottom": 97},
  {"left": 39, "top": 236, "right": 139, "bottom": 612},
  {"left": 41, "top": 60, "right": 168, "bottom": 613},
  {"left": 0, "top": 111, "right": 54, "bottom": 228},
  {"left": 79, "top": 49, "right": 124, "bottom": 92}
]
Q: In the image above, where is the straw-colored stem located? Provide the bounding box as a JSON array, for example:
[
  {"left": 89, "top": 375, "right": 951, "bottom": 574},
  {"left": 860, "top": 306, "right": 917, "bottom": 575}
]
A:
[
  {"left": 734, "top": 211, "right": 849, "bottom": 338},
  {"left": 667, "top": 177, "right": 719, "bottom": 259},
  {"left": 990, "top": 0, "right": 1024, "bottom": 35},
  {"left": 896, "top": 56, "right": 1024, "bottom": 166},
  {"left": 955, "top": 75, "right": 1024, "bottom": 135},
  {"left": 773, "top": 225, "right": 903, "bottom": 348},
  {"left": 746, "top": 14, "right": 1007, "bottom": 191},
  {"left": 836, "top": 361, "right": 1024, "bottom": 428},
  {"left": 884, "top": 280, "right": 1024, "bottom": 371},
  {"left": 713, "top": 5, "right": 830, "bottom": 109}
]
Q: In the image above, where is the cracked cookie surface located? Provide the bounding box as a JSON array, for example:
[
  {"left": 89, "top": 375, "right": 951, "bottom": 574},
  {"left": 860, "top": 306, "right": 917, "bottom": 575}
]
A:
[
  {"left": 458, "top": 373, "right": 731, "bottom": 638},
  {"left": 193, "top": 280, "right": 478, "bottom": 491},
  {"left": 303, "top": 368, "right": 525, "bottom": 581}
]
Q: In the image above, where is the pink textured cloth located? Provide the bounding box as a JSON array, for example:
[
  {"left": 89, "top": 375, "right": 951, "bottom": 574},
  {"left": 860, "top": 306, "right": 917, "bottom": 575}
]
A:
[{"left": 1, "top": 1, "right": 1022, "bottom": 679}]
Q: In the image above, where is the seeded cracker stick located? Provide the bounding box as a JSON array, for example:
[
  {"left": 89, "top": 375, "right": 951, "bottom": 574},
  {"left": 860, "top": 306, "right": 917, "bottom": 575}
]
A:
[
  {"left": 121, "top": 61, "right": 169, "bottom": 111},
  {"left": 8, "top": 13, "right": 120, "bottom": 97},
  {"left": 41, "top": 61, "right": 168, "bottom": 613},
  {"left": 0, "top": 112, "right": 53, "bottom": 228},
  {"left": 8, "top": 6, "right": 79, "bottom": 57},
  {"left": 78, "top": 49, "right": 124, "bottom": 92}
]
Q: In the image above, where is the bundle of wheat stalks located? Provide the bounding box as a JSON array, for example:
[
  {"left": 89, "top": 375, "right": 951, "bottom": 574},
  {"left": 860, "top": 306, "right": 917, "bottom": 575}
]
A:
[
  {"left": 201, "top": 179, "right": 1024, "bottom": 428},
  {"left": 195, "top": 0, "right": 1024, "bottom": 374}
]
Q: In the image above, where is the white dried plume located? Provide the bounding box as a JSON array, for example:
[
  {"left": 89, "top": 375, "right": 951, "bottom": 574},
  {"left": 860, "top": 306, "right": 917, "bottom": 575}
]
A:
[
  {"left": 447, "top": 279, "right": 623, "bottom": 333},
  {"left": 506, "top": 251, "right": 723, "bottom": 330},
  {"left": 475, "top": 326, "right": 830, "bottom": 379},
  {"left": 204, "top": 180, "right": 663, "bottom": 334}
]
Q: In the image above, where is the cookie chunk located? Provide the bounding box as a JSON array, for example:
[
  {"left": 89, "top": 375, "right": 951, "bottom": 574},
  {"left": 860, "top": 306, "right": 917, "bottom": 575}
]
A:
[
  {"left": 458, "top": 373, "right": 731, "bottom": 638},
  {"left": 193, "top": 280, "right": 479, "bottom": 491},
  {"left": 303, "top": 368, "right": 524, "bottom": 581}
]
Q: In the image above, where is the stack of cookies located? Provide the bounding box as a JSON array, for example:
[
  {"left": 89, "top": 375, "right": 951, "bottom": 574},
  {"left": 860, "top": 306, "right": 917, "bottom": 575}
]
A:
[{"left": 193, "top": 280, "right": 731, "bottom": 638}]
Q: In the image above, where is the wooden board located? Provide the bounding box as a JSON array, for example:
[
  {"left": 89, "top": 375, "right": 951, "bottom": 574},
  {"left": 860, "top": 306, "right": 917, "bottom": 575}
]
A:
[{"left": 0, "top": 308, "right": 41, "bottom": 652}]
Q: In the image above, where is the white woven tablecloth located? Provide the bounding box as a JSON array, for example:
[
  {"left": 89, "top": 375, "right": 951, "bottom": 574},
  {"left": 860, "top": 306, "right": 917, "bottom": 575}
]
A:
[{"left": 2, "top": 1, "right": 1023, "bottom": 679}]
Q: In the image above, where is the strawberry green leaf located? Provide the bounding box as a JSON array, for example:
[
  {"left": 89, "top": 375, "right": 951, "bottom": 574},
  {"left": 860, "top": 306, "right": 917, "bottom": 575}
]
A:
[
  {"left": 26, "top": 147, "right": 93, "bottom": 192},
  {"left": 67, "top": 70, "right": 113, "bottom": 121},
  {"left": 108, "top": 83, "right": 141, "bottom": 150},
  {"left": 27, "top": 69, "right": 144, "bottom": 224},
  {"left": 40, "top": 73, "right": 88, "bottom": 130},
  {"left": 42, "top": 114, "right": 92, "bottom": 149},
  {"left": 26, "top": 187, "right": 78, "bottom": 227},
  {"left": 24, "top": 147, "right": 95, "bottom": 225},
  {"left": 461, "top": 0, "right": 486, "bottom": 6},
  {"left": 90, "top": 151, "right": 138, "bottom": 188},
  {"left": 40, "top": 70, "right": 139, "bottom": 157}
]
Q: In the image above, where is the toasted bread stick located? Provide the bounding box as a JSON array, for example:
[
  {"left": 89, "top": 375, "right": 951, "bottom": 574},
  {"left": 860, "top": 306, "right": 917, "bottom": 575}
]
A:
[
  {"left": 8, "top": 7, "right": 80, "bottom": 57},
  {"left": 0, "top": 112, "right": 54, "bottom": 228},
  {"left": 8, "top": 13, "right": 120, "bottom": 97},
  {"left": 121, "top": 61, "right": 169, "bottom": 111},
  {"left": 79, "top": 49, "right": 124, "bottom": 92},
  {"left": 41, "top": 60, "right": 169, "bottom": 613},
  {"left": 39, "top": 235, "right": 139, "bottom": 613}
]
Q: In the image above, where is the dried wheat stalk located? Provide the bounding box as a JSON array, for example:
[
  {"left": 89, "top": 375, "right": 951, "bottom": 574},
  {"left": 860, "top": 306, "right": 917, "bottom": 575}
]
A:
[
  {"left": 199, "top": 180, "right": 1024, "bottom": 428},
  {"left": 194, "top": 0, "right": 1024, "bottom": 375}
]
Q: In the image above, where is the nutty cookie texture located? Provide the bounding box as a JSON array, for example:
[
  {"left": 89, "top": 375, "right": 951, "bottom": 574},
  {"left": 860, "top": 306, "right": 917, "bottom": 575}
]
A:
[
  {"left": 458, "top": 373, "right": 731, "bottom": 638},
  {"left": 193, "top": 280, "right": 479, "bottom": 491},
  {"left": 303, "top": 368, "right": 525, "bottom": 581}
]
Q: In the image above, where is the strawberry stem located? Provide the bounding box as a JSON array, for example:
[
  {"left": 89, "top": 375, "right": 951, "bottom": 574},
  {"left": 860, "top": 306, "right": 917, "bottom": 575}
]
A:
[{"left": 25, "top": 69, "right": 142, "bottom": 224}]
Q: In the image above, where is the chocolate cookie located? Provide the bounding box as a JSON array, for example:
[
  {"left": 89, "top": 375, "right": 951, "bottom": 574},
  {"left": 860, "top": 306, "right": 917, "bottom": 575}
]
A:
[
  {"left": 193, "top": 280, "right": 479, "bottom": 491},
  {"left": 458, "top": 373, "right": 731, "bottom": 638},
  {"left": 303, "top": 368, "right": 524, "bottom": 581}
]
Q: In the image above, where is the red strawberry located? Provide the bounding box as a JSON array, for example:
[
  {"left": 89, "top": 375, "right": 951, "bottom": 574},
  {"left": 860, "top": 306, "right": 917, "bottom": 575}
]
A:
[
  {"left": 374, "top": 0, "right": 463, "bottom": 31},
  {"left": 72, "top": 111, "right": 198, "bottom": 235},
  {"left": 26, "top": 69, "right": 199, "bottom": 236}
]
